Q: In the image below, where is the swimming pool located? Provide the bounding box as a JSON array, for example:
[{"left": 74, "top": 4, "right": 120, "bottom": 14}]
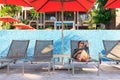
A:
[{"left": 0, "top": 30, "right": 120, "bottom": 61}]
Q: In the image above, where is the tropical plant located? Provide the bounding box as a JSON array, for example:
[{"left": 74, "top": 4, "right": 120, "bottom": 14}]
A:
[
  {"left": 91, "top": 0, "right": 115, "bottom": 29},
  {"left": 30, "top": 8, "right": 39, "bottom": 19},
  {"left": 29, "top": 8, "right": 40, "bottom": 29},
  {"left": 19, "top": 19, "right": 29, "bottom": 25},
  {"left": 0, "top": 4, "right": 22, "bottom": 18},
  {"left": 45, "top": 25, "right": 54, "bottom": 29},
  {"left": 0, "top": 5, "right": 22, "bottom": 29},
  {"left": 64, "top": 12, "right": 73, "bottom": 20}
]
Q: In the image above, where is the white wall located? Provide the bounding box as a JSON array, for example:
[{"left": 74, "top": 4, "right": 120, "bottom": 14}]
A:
[{"left": 116, "top": 8, "right": 120, "bottom": 26}]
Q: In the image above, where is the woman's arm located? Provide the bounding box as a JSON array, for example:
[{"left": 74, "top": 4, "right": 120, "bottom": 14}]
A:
[
  {"left": 73, "top": 49, "right": 82, "bottom": 58},
  {"left": 84, "top": 42, "right": 89, "bottom": 54}
]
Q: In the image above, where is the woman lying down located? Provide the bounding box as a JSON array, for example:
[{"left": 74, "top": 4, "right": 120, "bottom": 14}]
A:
[{"left": 72, "top": 41, "right": 90, "bottom": 62}]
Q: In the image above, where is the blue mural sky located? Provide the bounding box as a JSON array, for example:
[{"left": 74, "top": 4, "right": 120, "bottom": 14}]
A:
[{"left": 0, "top": 30, "right": 120, "bottom": 61}]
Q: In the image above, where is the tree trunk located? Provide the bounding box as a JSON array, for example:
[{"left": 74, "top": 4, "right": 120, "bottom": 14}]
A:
[{"left": 106, "top": 9, "right": 116, "bottom": 29}]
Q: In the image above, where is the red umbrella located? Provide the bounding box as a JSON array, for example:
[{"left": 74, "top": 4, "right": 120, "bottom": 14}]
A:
[
  {"left": 105, "top": 0, "right": 120, "bottom": 8},
  {"left": 0, "top": 16, "right": 19, "bottom": 22},
  {"left": 13, "top": 23, "right": 35, "bottom": 30},
  {"left": 29, "top": 0, "right": 95, "bottom": 56},
  {"left": 0, "top": 16, "right": 19, "bottom": 29},
  {"left": 29, "top": 0, "right": 95, "bottom": 12},
  {"left": 0, "top": 0, "right": 31, "bottom": 7}
]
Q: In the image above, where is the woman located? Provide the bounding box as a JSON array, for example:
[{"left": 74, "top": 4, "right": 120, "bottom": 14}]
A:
[{"left": 73, "top": 41, "right": 90, "bottom": 62}]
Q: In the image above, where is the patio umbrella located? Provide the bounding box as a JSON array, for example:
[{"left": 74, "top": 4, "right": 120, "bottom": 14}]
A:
[
  {"left": 0, "top": 0, "right": 31, "bottom": 7},
  {"left": 105, "top": 0, "right": 120, "bottom": 8},
  {"left": 0, "top": 16, "right": 19, "bottom": 22},
  {"left": 29, "top": 0, "right": 95, "bottom": 55},
  {"left": 29, "top": 0, "right": 95, "bottom": 12},
  {"left": 13, "top": 23, "right": 35, "bottom": 30},
  {"left": 0, "top": 16, "right": 19, "bottom": 29}
]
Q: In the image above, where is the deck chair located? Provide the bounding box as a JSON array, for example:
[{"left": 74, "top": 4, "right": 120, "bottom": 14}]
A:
[
  {"left": 70, "top": 40, "right": 100, "bottom": 75},
  {"left": 0, "top": 40, "right": 29, "bottom": 74},
  {"left": 103, "top": 40, "right": 120, "bottom": 64},
  {"left": 23, "top": 40, "right": 54, "bottom": 75}
]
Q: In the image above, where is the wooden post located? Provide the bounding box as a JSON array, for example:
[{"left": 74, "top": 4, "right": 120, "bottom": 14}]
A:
[
  {"left": 24, "top": 10, "right": 26, "bottom": 20},
  {"left": 36, "top": 14, "right": 39, "bottom": 29},
  {"left": 74, "top": 12, "right": 76, "bottom": 29}
]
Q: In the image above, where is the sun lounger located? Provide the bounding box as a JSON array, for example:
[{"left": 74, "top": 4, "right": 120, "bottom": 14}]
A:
[
  {"left": 0, "top": 40, "right": 29, "bottom": 74},
  {"left": 70, "top": 40, "right": 100, "bottom": 75},
  {"left": 23, "top": 40, "right": 54, "bottom": 75},
  {"left": 103, "top": 40, "right": 120, "bottom": 64}
]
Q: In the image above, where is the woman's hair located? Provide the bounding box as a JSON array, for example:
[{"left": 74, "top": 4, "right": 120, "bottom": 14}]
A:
[{"left": 78, "top": 41, "right": 84, "bottom": 47}]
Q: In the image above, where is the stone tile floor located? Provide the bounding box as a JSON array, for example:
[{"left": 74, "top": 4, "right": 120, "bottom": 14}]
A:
[{"left": 0, "top": 62, "right": 119, "bottom": 80}]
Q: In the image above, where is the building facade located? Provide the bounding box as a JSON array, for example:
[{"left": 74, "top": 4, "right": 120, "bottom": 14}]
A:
[{"left": 22, "top": 7, "right": 89, "bottom": 30}]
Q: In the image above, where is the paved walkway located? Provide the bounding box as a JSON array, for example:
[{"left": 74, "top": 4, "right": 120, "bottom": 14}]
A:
[{"left": 0, "top": 62, "right": 120, "bottom": 80}]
